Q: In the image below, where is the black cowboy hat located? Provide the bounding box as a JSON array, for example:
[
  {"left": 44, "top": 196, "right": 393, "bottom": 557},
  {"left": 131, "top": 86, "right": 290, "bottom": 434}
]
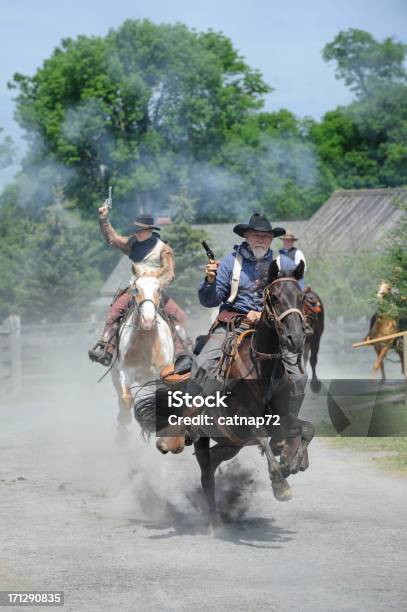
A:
[
  {"left": 126, "top": 213, "right": 161, "bottom": 234},
  {"left": 233, "top": 213, "right": 286, "bottom": 238}
]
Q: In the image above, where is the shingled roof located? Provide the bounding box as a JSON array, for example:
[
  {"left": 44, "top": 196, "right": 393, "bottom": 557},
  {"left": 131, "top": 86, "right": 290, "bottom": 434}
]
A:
[
  {"left": 98, "top": 188, "right": 405, "bottom": 300},
  {"left": 301, "top": 188, "right": 405, "bottom": 254}
]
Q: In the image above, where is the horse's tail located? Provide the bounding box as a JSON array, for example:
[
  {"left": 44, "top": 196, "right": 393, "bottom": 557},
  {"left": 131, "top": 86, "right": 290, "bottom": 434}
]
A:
[{"left": 134, "top": 383, "right": 181, "bottom": 439}]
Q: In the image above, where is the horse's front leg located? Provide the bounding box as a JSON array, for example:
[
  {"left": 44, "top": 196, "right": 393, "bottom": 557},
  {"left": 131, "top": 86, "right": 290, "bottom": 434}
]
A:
[
  {"left": 275, "top": 414, "right": 315, "bottom": 477},
  {"left": 194, "top": 438, "right": 219, "bottom": 528},
  {"left": 117, "top": 367, "right": 136, "bottom": 425},
  {"left": 372, "top": 344, "right": 388, "bottom": 381},
  {"left": 309, "top": 334, "right": 322, "bottom": 393},
  {"left": 256, "top": 430, "right": 292, "bottom": 502}
]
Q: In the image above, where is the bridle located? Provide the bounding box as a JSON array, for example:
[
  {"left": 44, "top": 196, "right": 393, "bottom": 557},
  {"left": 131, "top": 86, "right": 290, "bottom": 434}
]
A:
[
  {"left": 263, "top": 277, "right": 306, "bottom": 331},
  {"left": 250, "top": 276, "right": 306, "bottom": 364}
]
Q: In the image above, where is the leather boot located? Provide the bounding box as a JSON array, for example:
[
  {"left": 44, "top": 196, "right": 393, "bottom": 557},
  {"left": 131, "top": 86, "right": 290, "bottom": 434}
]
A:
[
  {"left": 88, "top": 341, "right": 113, "bottom": 366},
  {"left": 88, "top": 322, "right": 118, "bottom": 366}
]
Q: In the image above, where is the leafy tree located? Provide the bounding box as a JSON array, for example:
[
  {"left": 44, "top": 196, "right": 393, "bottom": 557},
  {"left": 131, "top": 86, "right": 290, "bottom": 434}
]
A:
[
  {"left": 0, "top": 128, "right": 15, "bottom": 170},
  {"left": 162, "top": 179, "right": 208, "bottom": 307},
  {"left": 306, "top": 252, "right": 386, "bottom": 320},
  {"left": 314, "top": 30, "right": 407, "bottom": 190},
  {"left": 323, "top": 29, "right": 407, "bottom": 97},
  {"left": 0, "top": 183, "right": 108, "bottom": 322},
  {"left": 9, "top": 20, "right": 269, "bottom": 221},
  {"left": 382, "top": 199, "right": 407, "bottom": 323},
  {"left": 0, "top": 184, "right": 34, "bottom": 319},
  {"left": 17, "top": 200, "right": 104, "bottom": 322},
  {"left": 168, "top": 176, "right": 197, "bottom": 224},
  {"left": 216, "top": 110, "right": 334, "bottom": 220}
]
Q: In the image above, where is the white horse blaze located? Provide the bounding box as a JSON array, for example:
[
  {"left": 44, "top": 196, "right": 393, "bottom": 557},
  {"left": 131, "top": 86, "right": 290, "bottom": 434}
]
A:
[{"left": 136, "top": 276, "right": 159, "bottom": 329}]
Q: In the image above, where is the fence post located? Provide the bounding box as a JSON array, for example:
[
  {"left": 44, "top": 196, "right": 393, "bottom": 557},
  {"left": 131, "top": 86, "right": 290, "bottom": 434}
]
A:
[{"left": 6, "top": 315, "right": 22, "bottom": 394}]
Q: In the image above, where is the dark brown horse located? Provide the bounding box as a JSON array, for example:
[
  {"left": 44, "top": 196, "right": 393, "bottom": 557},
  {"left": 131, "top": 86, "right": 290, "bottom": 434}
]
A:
[
  {"left": 135, "top": 261, "right": 314, "bottom": 525},
  {"left": 303, "top": 287, "right": 324, "bottom": 393}
]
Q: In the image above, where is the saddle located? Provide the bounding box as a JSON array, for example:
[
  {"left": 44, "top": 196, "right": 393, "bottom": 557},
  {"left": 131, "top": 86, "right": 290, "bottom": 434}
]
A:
[
  {"left": 160, "top": 353, "right": 195, "bottom": 390},
  {"left": 303, "top": 293, "right": 321, "bottom": 315},
  {"left": 159, "top": 311, "right": 255, "bottom": 389}
]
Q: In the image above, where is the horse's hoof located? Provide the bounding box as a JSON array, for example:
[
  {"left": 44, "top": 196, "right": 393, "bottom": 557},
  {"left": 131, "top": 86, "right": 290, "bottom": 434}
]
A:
[
  {"left": 272, "top": 480, "right": 293, "bottom": 502},
  {"left": 156, "top": 436, "right": 185, "bottom": 455}
]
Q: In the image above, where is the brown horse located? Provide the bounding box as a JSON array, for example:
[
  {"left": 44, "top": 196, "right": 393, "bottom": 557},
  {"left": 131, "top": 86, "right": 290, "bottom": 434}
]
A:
[
  {"left": 366, "top": 281, "right": 404, "bottom": 380},
  {"left": 303, "top": 287, "right": 324, "bottom": 392},
  {"left": 134, "top": 260, "right": 314, "bottom": 525}
]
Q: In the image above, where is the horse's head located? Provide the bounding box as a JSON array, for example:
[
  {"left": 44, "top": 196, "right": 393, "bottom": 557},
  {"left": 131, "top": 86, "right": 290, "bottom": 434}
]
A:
[
  {"left": 133, "top": 273, "right": 161, "bottom": 330},
  {"left": 264, "top": 260, "right": 306, "bottom": 354},
  {"left": 377, "top": 280, "right": 391, "bottom": 301}
]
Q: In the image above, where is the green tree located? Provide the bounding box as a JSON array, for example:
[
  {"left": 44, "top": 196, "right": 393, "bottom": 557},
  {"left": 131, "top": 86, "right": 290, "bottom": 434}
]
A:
[
  {"left": 307, "top": 252, "right": 386, "bottom": 320},
  {"left": 323, "top": 29, "right": 407, "bottom": 97},
  {"left": 216, "top": 110, "right": 334, "bottom": 220},
  {"left": 9, "top": 20, "right": 269, "bottom": 221},
  {"left": 17, "top": 201, "right": 104, "bottom": 322},
  {"left": 0, "top": 184, "right": 34, "bottom": 319},
  {"left": 0, "top": 128, "right": 15, "bottom": 169},
  {"left": 162, "top": 179, "right": 208, "bottom": 307},
  {"left": 314, "top": 30, "right": 407, "bottom": 190},
  {"left": 168, "top": 176, "right": 197, "bottom": 224},
  {"left": 382, "top": 199, "right": 407, "bottom": 322}
]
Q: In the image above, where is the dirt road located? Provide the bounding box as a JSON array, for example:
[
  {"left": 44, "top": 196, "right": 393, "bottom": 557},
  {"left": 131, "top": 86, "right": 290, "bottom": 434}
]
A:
[{"left": 1, "top": 360, "right": 406, "bottom": 612}]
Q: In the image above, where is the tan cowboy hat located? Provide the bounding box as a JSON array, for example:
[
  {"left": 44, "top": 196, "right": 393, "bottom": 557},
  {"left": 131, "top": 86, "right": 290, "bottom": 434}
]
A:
[{"left": 281, "top": 231, "right": 299, "bottom": 241}]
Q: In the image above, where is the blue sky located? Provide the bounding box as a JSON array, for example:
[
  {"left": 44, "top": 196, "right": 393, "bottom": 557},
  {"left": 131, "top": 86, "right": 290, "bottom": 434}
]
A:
[{"left": 1, "top": 0, "right": 406, "bottom": 183}]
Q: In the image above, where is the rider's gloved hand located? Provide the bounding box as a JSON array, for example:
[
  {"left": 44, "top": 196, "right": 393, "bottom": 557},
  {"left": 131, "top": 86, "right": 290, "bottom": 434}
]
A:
[
  {"left": 205, "top": 261, "right": 220, "bottom": 284},
  {"left": 98, "top": 204, "right": 109, "bottom": 219},
  {"left": 246, "top": 310, "right": 261, "bottom": 324}
]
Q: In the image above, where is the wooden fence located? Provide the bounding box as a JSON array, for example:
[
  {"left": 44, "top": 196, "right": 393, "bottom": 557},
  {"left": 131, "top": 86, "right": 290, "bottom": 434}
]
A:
[
  {"left": 1, "top": 313, "right": 405, "bottom": 396},
  {"left": 0, "top": 315, "right": 22, "bottom": 393},
  {"left": 322, "top": 316, "right": 368, "bottom": 354},
  {"left": 0, "top": 314, "right": 98, "bottom": 394}
]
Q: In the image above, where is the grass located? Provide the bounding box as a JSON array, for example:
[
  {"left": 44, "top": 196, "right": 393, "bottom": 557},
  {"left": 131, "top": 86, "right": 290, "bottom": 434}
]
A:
[
  {"left": 325, "top": 401, "right": 407, "bottom": 473},
  {"left": 328, "top": 435, "right": 407, "bottom": 473},
  {"left": 316, "top": 397, "right": 407, "bottom": 473}
]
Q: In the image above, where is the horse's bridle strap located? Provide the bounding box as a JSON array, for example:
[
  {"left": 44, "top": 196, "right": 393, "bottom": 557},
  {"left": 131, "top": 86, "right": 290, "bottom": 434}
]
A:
[
  {"left": 276, "top": 307, "right": 306, "bottom": 323},
  {"left": 269, "top": 277, "right": 299, "bottom": 287}
]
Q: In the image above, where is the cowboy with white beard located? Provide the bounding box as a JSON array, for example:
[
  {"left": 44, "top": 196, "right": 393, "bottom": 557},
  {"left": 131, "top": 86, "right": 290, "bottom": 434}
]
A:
[{"left": 189, "top": 213, "right": 307, "bottom": 419}]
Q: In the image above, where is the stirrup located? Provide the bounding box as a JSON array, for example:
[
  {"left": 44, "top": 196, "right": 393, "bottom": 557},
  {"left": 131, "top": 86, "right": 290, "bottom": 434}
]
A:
[{"left": 88, "top": 342, "right": 113, "bottom": 366}]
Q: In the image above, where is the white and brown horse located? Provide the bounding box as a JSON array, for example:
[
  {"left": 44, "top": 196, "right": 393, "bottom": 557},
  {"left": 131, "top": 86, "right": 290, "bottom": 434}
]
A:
[{"left": 111, "top": 269, "right": 174, "bottom": 433}]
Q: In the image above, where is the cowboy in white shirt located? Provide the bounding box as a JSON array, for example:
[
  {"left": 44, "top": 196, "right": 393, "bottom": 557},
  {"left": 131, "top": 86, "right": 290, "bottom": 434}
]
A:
[{"left": 277, "top": 231, "right": 306, "bottom": 291}]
